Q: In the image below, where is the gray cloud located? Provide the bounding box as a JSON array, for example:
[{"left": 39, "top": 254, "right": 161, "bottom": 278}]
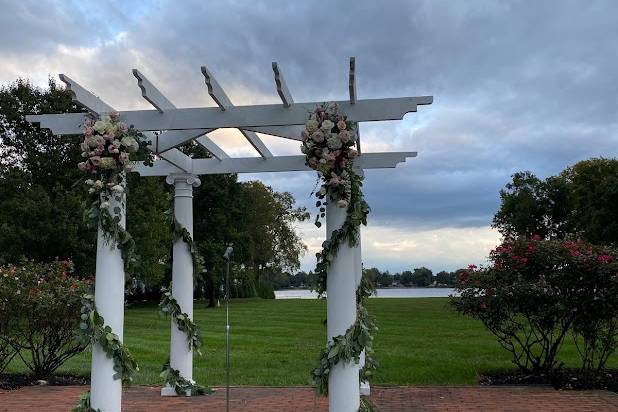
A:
[{"left": 2, "top": 0, "right": 618, "bottom": 270}]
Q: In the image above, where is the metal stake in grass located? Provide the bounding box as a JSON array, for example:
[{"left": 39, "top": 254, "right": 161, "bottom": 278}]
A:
[{"left": 223, "top": 243, "right": 234, "bottom": 412}]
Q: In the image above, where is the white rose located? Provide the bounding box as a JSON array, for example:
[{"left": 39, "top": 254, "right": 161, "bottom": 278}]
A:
[
  {"left": 93, "top": 120, "right": 107, "bottom": 134},
  {"left": 318, "top": 186, "right": 327, "bottom": 196},
  {"left": 111, "top": 184, "right": 124, "bottom": 193},
  {"left": 327, "top": 136, "right": 342, "bottom": 150},
  {"left": 93, "top": 180, "right": 104, "bottom": 189},
  {"left": 85, "top": 179, "right": 94, "bottom": 186},
  {"left": 320, "top": 119, "right": 334, "bottom": 132},
  {"left": 121, "top": 136, "right": 139, "bottom": 153},
  {"left": 306, "top": 119, "right": 319, "bottom": 133},
  {"left": 100, "top": 201, "right": 110, "bottom": 209}
]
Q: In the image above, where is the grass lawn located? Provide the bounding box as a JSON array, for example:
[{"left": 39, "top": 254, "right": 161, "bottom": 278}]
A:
[{"left": 5, "top": 298, "right": 617, "bottom": 386}]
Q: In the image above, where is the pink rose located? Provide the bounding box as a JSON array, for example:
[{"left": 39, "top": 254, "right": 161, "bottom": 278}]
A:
[
  {"left": 103, "top": 133, "right": 114, "bottom": 141},
  {"left": 77, "top": 162, "right": 88, "bottom": 172},
  {"left": 337, "top": 120, "right": 346, "bottom": 130},
  {"left": 328, "top": 176, "right": 341, "bottom": 187},
  {"left": 348, "top": 149, "right": 358, "bottom": 159},
  {"left": 308, "top": 157, "right": 318, "bottom": 167},
  {"left": 118, "top": 122, "right": 128, "bottom": 133},
  {"left": 109, "top": 111, "right": 120, "bottom": 120},
  {"left": 84, "top": 126, "right": 94, "bottom": 136},
  {"left": 89, "top": 156, "right": 102, "bottom": 167},
  {"left": 311, "top": 131, "right": 325, "bottom": 143},
  {"left": 339, "top": 130, "right": 350, "bottom": 142}
]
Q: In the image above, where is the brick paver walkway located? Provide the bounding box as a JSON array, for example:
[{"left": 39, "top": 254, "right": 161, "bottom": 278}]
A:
[{"left": 1, "top": 385, "right": 617, "bottom": 411}]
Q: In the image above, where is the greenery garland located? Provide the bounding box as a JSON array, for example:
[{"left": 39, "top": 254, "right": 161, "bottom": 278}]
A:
[
  {"left": 160, "top": 359, "right": 213, "bottom": 396},
  {"left": 157, "top": 207, "right": 208, "bottom": 394},
  {"left": 300, "top": 103, "right": 378, "bottom": 409},
  {"left": 159, "top": 287, "right": 203, "bottom": 355},
  {"left": 75, "top": 112, "right": 152, "bottom": 410},
  {"left": 72, "top": 391, "right": 99, "bottom": 412}
]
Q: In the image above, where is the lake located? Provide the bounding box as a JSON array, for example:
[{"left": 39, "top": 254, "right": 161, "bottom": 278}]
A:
[{"left": 274, "top": 288, "right": 458, "bottom": 299}]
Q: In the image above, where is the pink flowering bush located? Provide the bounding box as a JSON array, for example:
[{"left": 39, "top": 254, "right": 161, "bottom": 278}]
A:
[
  {"left": 0, "top": 259, "right": 92, "bottom": 378},
  {"left": 451, "top": 237, "right": 618, "bottom": 375}
]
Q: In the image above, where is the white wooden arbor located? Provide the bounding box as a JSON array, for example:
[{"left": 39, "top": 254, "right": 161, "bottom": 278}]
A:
[{"left": 26, "top": 58, "right": 432, "bottom": 412}]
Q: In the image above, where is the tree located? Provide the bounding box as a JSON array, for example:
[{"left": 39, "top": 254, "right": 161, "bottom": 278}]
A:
[
  {"left": 399, "top": 270, "right": 413, "bottom": 286},
  {"left": 435, "top": 270, "right": 456, "bottom": 286},
  {"left": 493, "top": 171, "right": 572, "bottom": 240},
  {"left": 376, "top": 270, "right": 394, "bottom": 287},
  {"left": 411, "top": 267, "right": 433, "bottom": 287},
  {"left": 564, "top": 158, "right": 618, "bottom": 245},
  {"left": 0, "top": 78, "right": 95, "bottom": 272}
]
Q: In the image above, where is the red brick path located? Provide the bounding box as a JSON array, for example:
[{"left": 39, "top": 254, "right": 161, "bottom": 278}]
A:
[{"left": 1, "top": 385, "right": 617, "bottom": 411}]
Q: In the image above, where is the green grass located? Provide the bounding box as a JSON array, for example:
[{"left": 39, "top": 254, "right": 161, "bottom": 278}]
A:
[{"left": 5, "top": 298, "right": 617, "bottom": 386}]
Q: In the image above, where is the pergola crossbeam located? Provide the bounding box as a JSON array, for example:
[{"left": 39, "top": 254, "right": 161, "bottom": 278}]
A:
[
  {"left": 134, "top": 151, "right": 416, "bottom": 176},
  {"left": 201, "top": 65, "right": 273, "bottom": 158},
  {"left": 27, "top": 96, "right": 433, "bottom": 134},
  {"left": 132, "top": 69, "right": 228, "bottom": 160},
  {"left": 349, "top": 57, "right": 362, "bottom": 154},
  {"left": 272, "top": 62, "right": 292, "bottom": 107},
  {"left": 59, "top": 74, "right": 193, "bottom": 172}
]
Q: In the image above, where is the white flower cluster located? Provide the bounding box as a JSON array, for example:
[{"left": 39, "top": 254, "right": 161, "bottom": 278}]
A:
[{"left": 301, "top": 103, "right": 358, "bottom": 208}]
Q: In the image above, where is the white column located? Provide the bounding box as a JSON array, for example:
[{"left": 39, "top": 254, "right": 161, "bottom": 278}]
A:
[
  {"left": 91, "top": 194, "right": 126, "bottom": 412},
  {"left": 162, "top": 173, "right": 201, "bottom": 396},
  {"left": 326, "top": 200, "right": 360, "bottom": 412}
]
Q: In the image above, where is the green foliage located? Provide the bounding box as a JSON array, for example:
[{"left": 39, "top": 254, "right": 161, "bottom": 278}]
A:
[
  {"left": 494, "top": 158, "right": 618, "bottom": 244},
  {"left": 72, "top": 391, "right": 99, "bottom": 412},
  {"left": 411, "top": 267, "right": 433, "bottom": 287},
  {"left": 158, "top": 287, "right": 203, "bottom": 355},
  {"left": 0, "top": 259, "right": 91, "bottom": 378},
  {"left": 0, "top": 78, "right": 95, "bottom": 272},
  {"left": 78, "top": 294, "right": 138, "bottom": 384},
  {"left": 451, "top": 237, "right": 618, "bottom": 376},
  {"left": 256, "top": 280, "right": 275, "bottom": 299},
  {"left": 160, "top": 359, "right": 212, "bottom": 396}
]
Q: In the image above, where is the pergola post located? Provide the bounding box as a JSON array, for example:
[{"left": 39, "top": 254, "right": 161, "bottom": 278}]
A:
[
  {"left": 162, "top": 173, "right": 201, "bottom": 396},
  {"left": 90, "top": 195, "right": 126, "bottom": 412},
  {"left": 354, "top": 236, "right": 371, "bottom": 396},
  {"left": 326, "top": 200, "right": 360, "bottom": 412}
]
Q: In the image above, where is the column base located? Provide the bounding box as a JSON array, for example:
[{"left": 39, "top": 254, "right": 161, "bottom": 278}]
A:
[
  {"left": 360, "top": 380, "right": 371, "bottom": 396},
  {"left": 161, "top": 384, "right": 192, "bottom": 397}
]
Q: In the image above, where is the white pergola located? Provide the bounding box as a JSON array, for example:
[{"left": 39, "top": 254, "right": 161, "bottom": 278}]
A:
[{"left": 26, "top": 58, "right": 432, "bottom": 412}]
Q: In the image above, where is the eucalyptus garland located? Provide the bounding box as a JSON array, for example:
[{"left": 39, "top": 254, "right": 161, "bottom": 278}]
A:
[
  {"left": 301, "top": 103, "right": 378, "bottom": 406},
  {"left": 159, "top": 287, "right": 203, "bottom": 355},
  {"left": 158, "top": 207, "right": 207, "bottom": 392},
  {"left": 72, "top": 391, "right": 99, "bottom": 412},
  {"left": 160, "top": 359, "right": 213, "bottom": 396},
  {"left": 77, "top": 294, "right": 139, "bottom": 384}
]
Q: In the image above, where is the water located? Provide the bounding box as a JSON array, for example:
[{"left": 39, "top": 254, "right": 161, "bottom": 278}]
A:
[{"left": 274, "top": 288, "right": 458, "bottom": 299}]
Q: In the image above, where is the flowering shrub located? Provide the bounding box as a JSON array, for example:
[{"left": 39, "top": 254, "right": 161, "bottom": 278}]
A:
[
  {"left": 451, "top": 238, "right": 618, "bottom": 375},
  {"left": 0, "top": 259, "right": 91, "bottom": 378}
]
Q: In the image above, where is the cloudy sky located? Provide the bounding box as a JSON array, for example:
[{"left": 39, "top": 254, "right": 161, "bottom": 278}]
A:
[{"left": 2, "top": 0, "right": 617, "bottom": 273}]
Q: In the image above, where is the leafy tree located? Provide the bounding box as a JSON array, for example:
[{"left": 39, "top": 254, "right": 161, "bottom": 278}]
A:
[
  {"left": 564, "top": 158, "right": 618, "bottom": 245},
  {"left": 493, "top": 171, "right": 572, "bottom": 240},
  {"left": 411, "top": 267, "right": 433, "bottom": 287},
  {"left": 435, "top": 270, "right": 456, "bottom": 286},
  {"left": 399, "top": 270, "right": 413, "bottom": 286},
  {"left": 376, "top": 270, "right": 394, "bottom": 287}
]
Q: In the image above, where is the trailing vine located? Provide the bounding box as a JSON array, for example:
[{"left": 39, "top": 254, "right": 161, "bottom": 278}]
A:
[
  {"left": 77, "top": 294, "right": 139, "bottom": 383},
  {"left": 75, "top": 112, "right": 152, "bottom": 410},
  {"left": 159, "top": 287, "right": 203, "bottom": 355},
  {"left": 160, "top": 359, "right": 212, "bottom": 396},
  {"left": 301, "top": 103, "right": 378, "bottom": 408}
]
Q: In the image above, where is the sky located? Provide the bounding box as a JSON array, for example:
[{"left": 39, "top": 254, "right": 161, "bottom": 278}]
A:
[{"left": 1, "top": 0, "right": 617, "bottom": 274}]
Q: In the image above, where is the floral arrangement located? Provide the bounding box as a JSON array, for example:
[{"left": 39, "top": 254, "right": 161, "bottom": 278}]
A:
[
  {"left": 301, "top": 102, "right": 359, "bottom": 224},
  {"left": 301, "top": 104, "right": 377, "bottom": 406},
  {"left": 78, "top": 112, "right": 153, "bottom": 275}
]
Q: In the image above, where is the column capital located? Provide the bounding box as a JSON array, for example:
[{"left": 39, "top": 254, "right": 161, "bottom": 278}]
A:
[{"left": 166, "top": 173, "right": 201, "bottom": 188}]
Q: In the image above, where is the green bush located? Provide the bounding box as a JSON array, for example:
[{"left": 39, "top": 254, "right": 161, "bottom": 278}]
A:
[
  {"left": 0, "top": 259, "right": 92, "bottom": 379},
  {"left": 451, "top": 237, "right": 618, "bottom": 376},
  {"left": 256, "top": 281, "right": 275, "bottom": 299}
]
